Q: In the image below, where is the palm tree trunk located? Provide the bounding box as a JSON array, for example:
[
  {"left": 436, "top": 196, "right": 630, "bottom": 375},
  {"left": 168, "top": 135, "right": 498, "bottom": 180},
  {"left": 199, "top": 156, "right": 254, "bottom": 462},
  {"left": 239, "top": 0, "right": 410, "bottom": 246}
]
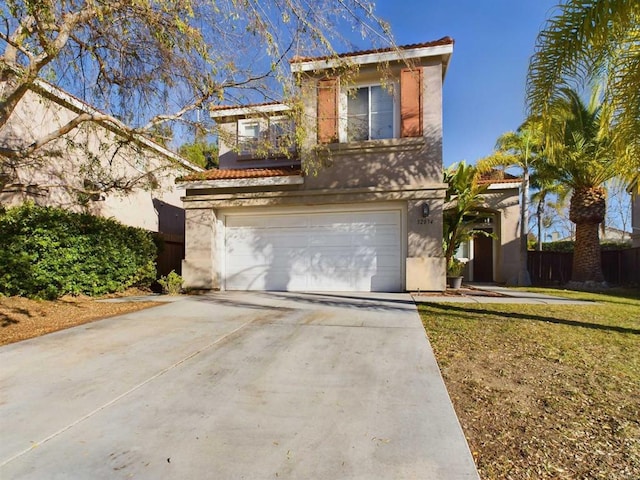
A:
[
  {"left": 536, "top": 196, "right": 544, "bottom": 251},
  {"left": 572, "top": 222, "right": 604, "bottom": 282},
  {"left": 569, "top": 186, "right": 606, "bottom": 283},
  {"left": 518, "top": 168, "right": 532, "bottom": 286}
]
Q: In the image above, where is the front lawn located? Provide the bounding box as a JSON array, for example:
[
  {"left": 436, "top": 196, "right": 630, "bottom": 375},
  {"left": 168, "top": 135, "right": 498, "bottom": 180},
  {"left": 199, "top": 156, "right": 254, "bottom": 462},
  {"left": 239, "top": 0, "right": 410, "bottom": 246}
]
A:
[{"left": 419, "top": 288, "right": 640, "bottom": 480}]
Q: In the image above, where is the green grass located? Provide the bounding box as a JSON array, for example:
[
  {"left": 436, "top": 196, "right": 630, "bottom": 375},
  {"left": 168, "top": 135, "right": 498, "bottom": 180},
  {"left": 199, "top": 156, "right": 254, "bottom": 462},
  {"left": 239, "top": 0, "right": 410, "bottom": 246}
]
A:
[{"left": 419, "top": 288, "right": 640, "bottom": 480}]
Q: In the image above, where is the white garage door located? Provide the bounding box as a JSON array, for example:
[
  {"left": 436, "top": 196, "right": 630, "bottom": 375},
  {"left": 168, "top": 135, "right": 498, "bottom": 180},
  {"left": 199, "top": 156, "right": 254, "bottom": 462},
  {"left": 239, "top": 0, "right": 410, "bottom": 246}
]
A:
[{"left": 224, "top": 208, "right": 402, "bottom": 291}]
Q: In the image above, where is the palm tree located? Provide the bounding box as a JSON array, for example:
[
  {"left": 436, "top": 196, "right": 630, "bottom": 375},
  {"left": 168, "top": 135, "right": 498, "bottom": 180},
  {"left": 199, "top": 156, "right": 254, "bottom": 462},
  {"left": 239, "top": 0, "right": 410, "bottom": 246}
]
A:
[
  {"left": 478, "top": 124, "right": 546, "bottom": 286},
  {"left": 529, "top": 170, "right": 569, "bottom": 250},
  {"left": 527, "top": 0, "right": 640, "bottom": 171},
  {"left": 544, "top": 88, "right": 624, "bottom": 283},
  {"left": 442, "top": 162, "right": 492, "bottom": 275}
]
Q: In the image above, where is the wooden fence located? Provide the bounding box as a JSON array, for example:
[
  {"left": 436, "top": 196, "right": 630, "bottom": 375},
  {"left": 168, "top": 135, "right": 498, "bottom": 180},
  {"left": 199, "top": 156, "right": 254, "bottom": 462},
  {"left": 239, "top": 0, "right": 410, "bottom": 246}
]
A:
[
  {"left": 528, "top": 248, "right": 640, "bottom": 286},
  {"left": 155, "top": 233, "right": 185, "bottom": 277}
]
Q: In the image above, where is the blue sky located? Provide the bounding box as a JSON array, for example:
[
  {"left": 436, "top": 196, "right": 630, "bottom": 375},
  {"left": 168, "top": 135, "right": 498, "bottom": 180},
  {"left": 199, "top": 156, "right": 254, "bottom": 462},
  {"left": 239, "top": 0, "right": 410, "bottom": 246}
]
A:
[{"left": 374, "top": 0, "right": 559, "bottom": 167}]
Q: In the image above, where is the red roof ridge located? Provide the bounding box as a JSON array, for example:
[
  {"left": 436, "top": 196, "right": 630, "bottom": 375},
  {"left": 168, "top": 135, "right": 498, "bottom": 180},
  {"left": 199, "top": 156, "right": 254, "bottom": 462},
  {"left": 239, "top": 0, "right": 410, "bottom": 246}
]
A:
[
  {"left": 290, "top": 37, "right": 454, "bottom": 64},
  {"left": 179, "top": 166, "right": 302, "bottom": 182},
  {"left": 478, "top": 170, "right": 522, "bottom": 185}
]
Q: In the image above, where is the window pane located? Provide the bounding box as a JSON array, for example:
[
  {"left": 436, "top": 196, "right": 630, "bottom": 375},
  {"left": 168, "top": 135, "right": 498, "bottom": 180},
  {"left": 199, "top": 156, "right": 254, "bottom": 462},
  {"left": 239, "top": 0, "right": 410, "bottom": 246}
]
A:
[
  {"left": 270, "top": 120, "right": 293, "bottom": 150},
  {"left": 370, "top": 86, "right": 394, "bottom": 140},
  {"left": 239, "top": 121, "right": 260, "bottom": 152},
  {"left": 347, "top": 88, "right": 369, "bottom": 141},
  {"left": 242, "top": 122, "right": 260, "bottom": 138}
]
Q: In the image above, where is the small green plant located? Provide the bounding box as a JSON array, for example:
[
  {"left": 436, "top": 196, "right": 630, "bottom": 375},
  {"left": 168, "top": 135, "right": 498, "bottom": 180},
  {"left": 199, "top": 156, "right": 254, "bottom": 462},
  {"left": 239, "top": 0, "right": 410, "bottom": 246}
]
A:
[
  {"left": 158, "top": 270, "right": 183, "bottom": 295},
  {"left": 447, "top": 257, "right": 468, "bottom": 277}
]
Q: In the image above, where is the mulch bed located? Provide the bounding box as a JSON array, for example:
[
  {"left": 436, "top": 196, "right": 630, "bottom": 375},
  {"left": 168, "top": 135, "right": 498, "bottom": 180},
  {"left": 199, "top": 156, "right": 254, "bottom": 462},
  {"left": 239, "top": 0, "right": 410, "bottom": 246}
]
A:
[
  {"left": 413, "top": 286, "right": 508, "bottom": 297},
  {"left": 0, "top": 293, "right": 160, "bottom": 346}
]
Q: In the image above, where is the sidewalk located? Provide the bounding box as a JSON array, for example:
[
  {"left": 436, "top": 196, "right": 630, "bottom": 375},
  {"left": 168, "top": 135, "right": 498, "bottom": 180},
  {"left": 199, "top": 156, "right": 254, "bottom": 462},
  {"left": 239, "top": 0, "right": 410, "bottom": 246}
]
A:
[{"left": 413, "top": 284, "right": 594, "bottom": 305}]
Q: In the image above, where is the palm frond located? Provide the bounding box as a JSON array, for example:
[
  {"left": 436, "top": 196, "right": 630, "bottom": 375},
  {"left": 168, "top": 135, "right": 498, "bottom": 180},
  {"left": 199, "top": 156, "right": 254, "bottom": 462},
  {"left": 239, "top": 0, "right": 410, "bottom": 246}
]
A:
[
  {"left": 607, "top": 29, "right": 640, "bottom": 172},
  {"left": 527, "top": 0, "right": 640, "bottom": 181}
]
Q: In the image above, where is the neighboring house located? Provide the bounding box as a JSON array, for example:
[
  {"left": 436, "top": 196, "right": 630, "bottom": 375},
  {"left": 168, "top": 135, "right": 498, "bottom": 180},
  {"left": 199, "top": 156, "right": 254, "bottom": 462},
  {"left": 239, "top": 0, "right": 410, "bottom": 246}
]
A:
[
  {"left": 600, "top": 226, "right": 632, "bottom": 242},
  {"left": 450, "top": 171, "right": 522, "bottom": 285},
  {"left": 179, "top": 37, "right": 455, "bottom": 292},
  {"left": 556, "top": 226, "right": 631, "bottom": 243},
  {"left": 0, "top": 80, "right": 201, "bottom": 236}
]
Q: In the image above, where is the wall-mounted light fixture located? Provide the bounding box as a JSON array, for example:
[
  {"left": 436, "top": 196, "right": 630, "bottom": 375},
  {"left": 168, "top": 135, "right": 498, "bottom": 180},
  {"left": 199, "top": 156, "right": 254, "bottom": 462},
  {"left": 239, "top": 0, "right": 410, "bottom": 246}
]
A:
[{"left": 422, "top": 203, "right": 430, "bottom": 218}]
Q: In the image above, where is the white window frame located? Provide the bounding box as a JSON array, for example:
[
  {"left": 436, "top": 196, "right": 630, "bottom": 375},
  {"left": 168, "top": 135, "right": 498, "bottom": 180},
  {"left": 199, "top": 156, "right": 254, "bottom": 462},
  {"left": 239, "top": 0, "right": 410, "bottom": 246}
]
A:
[
  {"left": 338, "top": 82, "right": 399, "bottom": 143},
  {"left": 237, "top": 118, "right": 262, "bottom": 155}
]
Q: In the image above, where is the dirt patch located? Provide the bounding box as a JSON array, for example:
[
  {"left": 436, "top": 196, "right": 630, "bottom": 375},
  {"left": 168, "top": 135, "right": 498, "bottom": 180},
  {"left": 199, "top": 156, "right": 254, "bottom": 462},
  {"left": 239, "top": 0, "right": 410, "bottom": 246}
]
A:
[
  {"left": 0, "top": 291, "right": 160, "bottom": 346},
  {"left": 413, "top": 286, "right": 507, "bottom": 297}
]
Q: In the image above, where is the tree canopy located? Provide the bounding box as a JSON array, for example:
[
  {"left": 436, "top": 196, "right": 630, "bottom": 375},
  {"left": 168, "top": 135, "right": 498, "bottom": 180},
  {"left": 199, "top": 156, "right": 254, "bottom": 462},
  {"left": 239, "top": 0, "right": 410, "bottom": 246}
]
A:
[
  {"left": 1, "top": 0, "right": 393, "bottom": 160},
  {"left": 178, "top": 141, "right": 217, "bottom": 169},
  {"left": 527, "top": 0, "right": 640, "bottom": 177}
]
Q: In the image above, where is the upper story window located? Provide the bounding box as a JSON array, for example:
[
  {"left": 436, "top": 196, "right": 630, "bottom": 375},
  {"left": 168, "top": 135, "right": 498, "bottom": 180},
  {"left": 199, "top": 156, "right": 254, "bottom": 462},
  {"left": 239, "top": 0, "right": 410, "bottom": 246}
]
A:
[
  {"left": 317, "top": 69, "right": 424, "bottom": 145},
  {"left": 238, "top": 119, "right": 261, "bottom": 155},
  {"left": 237, "top": 117, "right": 295, "bottom": 156},
  {"left": 269, "top": 117, "right": 295, "bottom": 150},
  {"left": 346, "top": 85, "right": 395, "bottom": 142}
]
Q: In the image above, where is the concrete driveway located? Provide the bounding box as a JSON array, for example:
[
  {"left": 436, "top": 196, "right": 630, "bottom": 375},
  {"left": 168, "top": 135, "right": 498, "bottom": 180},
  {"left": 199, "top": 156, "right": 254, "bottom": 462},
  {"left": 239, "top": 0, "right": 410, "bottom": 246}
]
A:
[{"left": 0, "top": 292, "right": 478, "bottom": 479}]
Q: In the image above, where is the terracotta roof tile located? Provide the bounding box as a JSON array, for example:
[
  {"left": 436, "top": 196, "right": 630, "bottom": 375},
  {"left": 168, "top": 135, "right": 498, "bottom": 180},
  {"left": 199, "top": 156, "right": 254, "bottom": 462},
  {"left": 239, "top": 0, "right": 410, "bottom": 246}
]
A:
[
  {"left": 290, "top": 37, "right": 454, "bottom": 64},
  {"left": 478, "top": 170, "right": 521, "bottom": 185},
  {"left": 179, "top": 166, "right": 302, "bottom": 182}
]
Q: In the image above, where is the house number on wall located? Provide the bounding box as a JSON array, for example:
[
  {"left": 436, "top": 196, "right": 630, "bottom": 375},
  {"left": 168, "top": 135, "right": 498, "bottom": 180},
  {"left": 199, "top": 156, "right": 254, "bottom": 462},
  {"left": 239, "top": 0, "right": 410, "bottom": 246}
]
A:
[{"left": 417, "top": 218, "right": 434, "bottom": 225}]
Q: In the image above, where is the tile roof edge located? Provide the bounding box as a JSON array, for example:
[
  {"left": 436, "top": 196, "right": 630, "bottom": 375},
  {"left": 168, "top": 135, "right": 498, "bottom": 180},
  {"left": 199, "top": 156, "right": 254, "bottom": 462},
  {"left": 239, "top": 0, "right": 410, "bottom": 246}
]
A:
[{"left": 289, "top": 36, "right": 454, "bottom": 64}]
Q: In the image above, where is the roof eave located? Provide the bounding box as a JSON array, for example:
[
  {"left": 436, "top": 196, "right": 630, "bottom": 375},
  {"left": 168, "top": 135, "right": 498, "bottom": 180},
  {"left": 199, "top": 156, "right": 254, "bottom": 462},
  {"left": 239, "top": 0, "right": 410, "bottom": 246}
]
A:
[
  {"left": 180, "top": 174, "right": 304, "bottom": 190},
  {"left": 485, "top": 181, "right": 521, "bottom": 190},
  {"left": 290, "top": 43, "right": 454, "bottom": 73},
  {"left": 209, "top": 103, "right": 290, "bottom": 119}
]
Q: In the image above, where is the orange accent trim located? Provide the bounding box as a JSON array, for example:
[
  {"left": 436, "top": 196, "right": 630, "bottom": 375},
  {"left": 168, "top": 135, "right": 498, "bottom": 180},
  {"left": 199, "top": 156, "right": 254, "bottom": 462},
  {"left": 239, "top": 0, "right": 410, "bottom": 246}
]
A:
[
  {"left": 400, "top": 68, "right": 423, "bottom": 138},
  {"left": 317, "top": 78, "right": 339, "bottom": 144}
]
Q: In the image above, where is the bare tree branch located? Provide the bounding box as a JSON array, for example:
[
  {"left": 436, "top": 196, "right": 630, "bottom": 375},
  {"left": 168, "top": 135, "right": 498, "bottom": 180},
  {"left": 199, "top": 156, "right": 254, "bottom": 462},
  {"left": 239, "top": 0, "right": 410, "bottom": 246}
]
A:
[{"left": 1, "top": 0, "right": 394, "bottom": 199}]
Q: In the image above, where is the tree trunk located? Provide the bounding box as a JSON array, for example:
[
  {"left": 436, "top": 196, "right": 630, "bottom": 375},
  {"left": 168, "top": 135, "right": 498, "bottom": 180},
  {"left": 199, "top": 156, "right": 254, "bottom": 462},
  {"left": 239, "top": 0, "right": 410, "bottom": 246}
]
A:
[
  {"left": 572, "top": 222, "right": 604, "bottom": 282},
  {"left": 569, "top": 186, "right": 606, "bottom": 283},
  {"left": 536, "top": 196, "right": 544, "bottom": 251},
  {"left": 518, "top": 169, "right": 532, "bottom": 286}
]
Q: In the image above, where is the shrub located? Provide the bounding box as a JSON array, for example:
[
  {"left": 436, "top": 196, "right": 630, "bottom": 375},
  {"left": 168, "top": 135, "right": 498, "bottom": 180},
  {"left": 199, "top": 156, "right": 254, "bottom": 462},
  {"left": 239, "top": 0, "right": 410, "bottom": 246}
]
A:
[
  {"left": 541, "top": 241, "right": 575, "bottom": 252},
  {"left": 541, "top": 240, "right": 632, "bottom": 252},
  {"left": 158, "top": 270, "right": 183, "bottom": 295},
  {"left": 0, "top": 204, "right": 157, "bottom": 299}
]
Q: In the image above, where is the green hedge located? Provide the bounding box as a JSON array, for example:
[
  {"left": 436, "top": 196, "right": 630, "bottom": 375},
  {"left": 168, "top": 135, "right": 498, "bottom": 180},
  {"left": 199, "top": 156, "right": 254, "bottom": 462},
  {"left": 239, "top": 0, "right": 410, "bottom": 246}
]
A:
[
  {"left": 0, "top": 204, "right": 157, "bottom": 299},
  {"left": 541, "top": 240, "right": 632, "bottom": 252}
]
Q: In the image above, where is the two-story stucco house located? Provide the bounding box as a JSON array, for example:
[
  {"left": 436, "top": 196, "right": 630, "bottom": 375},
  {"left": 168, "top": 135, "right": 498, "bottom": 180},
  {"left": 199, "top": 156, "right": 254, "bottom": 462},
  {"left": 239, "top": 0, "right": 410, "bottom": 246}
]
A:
[{"left": 178, "top": 38, "right": 454, "bottom": 292}]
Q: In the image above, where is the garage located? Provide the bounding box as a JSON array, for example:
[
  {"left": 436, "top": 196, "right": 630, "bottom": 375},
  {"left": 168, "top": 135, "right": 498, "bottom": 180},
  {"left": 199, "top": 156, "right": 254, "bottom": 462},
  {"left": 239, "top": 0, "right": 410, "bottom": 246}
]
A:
[{"left": 223, "top": 207, "right": 403, "bottom": 291}]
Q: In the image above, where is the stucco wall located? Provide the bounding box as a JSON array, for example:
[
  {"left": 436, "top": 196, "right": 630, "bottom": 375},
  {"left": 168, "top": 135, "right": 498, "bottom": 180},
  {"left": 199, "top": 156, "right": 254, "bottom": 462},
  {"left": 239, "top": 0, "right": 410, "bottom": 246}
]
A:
[
  {"left": 301, "top": 60, "right": 443, "bottom": 188},
  {"left": 182, "top": 208, "right": 220, "bottom": 289},
  {"left": 482, "top": 187, "right": 521, "bottom": 284},
  {"left": 0, "top": 87, "right": 195, "bottom": 234},
  {"left": 215, "top": 60, "right": 444, "bottom": 189}
]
